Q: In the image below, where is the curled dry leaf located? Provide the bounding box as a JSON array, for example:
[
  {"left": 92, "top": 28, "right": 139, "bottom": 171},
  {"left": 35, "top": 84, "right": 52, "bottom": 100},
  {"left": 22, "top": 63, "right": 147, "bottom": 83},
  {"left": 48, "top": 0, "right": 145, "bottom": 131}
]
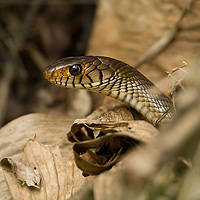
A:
[
  {"left": 1, "top": 158, "right": 40, "bottom": 188},
  {"left": 87, "top": 103, "right": 144, "bottom": 122},
  {"left": 67, "top": 104, "right": 159, "bottom": 175},
  {"left": 68, "top": 119, "right": 158, "bottom": 143},
  {"left": 67, "top": 103, "right": 152, "bottom": 143}
]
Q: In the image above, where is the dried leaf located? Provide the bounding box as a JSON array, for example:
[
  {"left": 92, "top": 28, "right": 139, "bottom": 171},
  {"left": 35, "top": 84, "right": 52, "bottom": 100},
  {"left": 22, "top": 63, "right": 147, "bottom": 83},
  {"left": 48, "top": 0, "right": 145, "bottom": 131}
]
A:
[
  {"left": 87, "top": 103, "right": 144, "bottom": 122},
  {"left": 68, "top": 119, "right": 159, "bottom": 143},
  {"left": 73, "top": 133, "right": 132, "bottom": 176},
  {"left": 65, "top": 156, "right": 93, "bottom": 198},
  {"left": 1, "top": 158, "right": 40, "bottom": 188},
  {"left": 66, "top": 103, "right": 159, "bottom": 175},
  {"left": 0, "top": 139, "right": 90, "bottom": 200},
  {"left": 68, "top": 116, "right": 159, "bottom": 175}
]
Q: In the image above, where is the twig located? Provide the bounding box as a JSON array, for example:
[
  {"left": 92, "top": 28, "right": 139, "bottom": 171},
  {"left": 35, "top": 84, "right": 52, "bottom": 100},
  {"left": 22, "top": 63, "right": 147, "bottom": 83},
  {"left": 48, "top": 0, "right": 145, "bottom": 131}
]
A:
[
  {"left": 14, "top": 0, "right": 43, "bottom": 49},
  {"left": 0, "top": 24, "right": 27, "bottom": 79},
  {"left": 0, "top": 63, "right": 14, "bottom": 127},
  {"left": 167, "top": 61, "right": 188, "bottom": 110},
  {"left": 134, "top": 0, "right": 195, "bottom": 69}
]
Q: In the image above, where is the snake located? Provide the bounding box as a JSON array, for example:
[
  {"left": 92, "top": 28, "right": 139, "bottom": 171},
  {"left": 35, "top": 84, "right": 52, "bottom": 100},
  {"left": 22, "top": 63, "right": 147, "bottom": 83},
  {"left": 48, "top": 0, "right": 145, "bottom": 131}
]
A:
[{"left": 43, "top": 56, "right": 173, "bottom": 126}]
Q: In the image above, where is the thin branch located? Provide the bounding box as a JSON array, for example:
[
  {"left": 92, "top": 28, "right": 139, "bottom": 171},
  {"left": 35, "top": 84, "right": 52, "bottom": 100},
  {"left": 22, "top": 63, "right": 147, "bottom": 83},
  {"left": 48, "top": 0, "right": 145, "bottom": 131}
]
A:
[{"left": 134, "top": 0, "right": 195, "bottom": 69}]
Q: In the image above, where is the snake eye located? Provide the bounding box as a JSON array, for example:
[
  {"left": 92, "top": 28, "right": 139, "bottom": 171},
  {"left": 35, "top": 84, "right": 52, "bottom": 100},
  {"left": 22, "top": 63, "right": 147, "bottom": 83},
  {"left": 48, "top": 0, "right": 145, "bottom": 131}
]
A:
[{"left": 69, "top": 64, "right": 82, "bottom": 76}]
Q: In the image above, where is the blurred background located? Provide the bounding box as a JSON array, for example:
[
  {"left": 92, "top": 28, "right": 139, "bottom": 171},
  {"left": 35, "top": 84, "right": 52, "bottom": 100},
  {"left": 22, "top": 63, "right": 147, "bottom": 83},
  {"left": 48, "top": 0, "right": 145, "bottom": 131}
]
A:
[
  {"left": 0, "top": 0, "right": 97, "bottom": 127},
  {"left": 0, "top": 0, "right": 199, "bottom": 127}
]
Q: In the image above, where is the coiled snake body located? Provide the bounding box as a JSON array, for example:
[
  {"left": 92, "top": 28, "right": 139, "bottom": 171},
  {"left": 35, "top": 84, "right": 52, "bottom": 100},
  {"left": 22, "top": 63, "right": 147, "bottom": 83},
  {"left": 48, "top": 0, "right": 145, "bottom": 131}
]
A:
[{"left": 43, "top": 56, "right": 173, "bottom": 126}]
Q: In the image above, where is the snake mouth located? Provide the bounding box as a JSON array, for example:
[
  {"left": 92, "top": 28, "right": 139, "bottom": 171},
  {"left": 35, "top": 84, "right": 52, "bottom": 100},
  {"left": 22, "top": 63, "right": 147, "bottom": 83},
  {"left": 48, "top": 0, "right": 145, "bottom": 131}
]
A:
[{"left": 43, "top": 66, "right": 65, "bottom": 87}]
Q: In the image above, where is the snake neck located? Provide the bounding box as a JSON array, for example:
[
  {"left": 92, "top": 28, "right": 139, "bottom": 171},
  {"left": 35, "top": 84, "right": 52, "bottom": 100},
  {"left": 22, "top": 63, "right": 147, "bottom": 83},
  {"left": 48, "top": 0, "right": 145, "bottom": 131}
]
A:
[{"left": 84, "top": 71, "right": 173, "bottom": 126}]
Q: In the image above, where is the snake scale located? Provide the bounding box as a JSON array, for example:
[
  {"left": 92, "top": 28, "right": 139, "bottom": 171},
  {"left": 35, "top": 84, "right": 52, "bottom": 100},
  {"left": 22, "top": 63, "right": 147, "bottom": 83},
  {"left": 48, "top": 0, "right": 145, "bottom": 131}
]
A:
[{"left": 43, "top": 56, "right": 173, "bottom": 126}]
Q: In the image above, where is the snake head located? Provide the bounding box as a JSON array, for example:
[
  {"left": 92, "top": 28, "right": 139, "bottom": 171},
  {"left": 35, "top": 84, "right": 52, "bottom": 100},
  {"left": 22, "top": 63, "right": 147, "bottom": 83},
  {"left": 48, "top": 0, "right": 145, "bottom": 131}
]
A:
[{"left": 43, "top": 56, "right": 115, "bottom": 89}]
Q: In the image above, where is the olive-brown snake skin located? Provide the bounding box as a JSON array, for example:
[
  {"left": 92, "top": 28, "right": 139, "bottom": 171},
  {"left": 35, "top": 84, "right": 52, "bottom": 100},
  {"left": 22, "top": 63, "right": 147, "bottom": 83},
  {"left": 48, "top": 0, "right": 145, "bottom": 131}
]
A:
[{"left": 43, "top": 56, "right": 173, "bottom": 126}]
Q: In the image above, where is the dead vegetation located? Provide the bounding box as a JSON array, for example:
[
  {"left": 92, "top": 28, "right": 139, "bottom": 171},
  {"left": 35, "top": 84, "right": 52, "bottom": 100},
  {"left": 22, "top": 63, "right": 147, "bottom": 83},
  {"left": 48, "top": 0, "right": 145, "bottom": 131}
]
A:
[{"left": 0, "top": 0, "right": 200, "bottom": 199}]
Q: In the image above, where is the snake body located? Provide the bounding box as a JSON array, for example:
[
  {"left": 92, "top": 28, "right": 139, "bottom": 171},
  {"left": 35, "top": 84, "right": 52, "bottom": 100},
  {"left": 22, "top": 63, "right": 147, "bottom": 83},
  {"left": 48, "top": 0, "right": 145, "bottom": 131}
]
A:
[{"left": 43, "top": 56, "right": 173, "bottom": 126}]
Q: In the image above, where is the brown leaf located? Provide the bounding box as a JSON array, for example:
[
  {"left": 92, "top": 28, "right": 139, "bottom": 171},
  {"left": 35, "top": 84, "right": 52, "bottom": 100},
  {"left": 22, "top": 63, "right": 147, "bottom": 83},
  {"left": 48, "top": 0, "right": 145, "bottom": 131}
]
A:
[
  {"left": 65, "top": 156, "right": 93, "bottom": 197},
  {"left": 67, "top": 103, "right": 152, "bottom": 143},
  {"left": 87, "top": 103, "right": 143, "bottom": 122},
  {"left": 1, "top": 139, "right": 91, "bottom": 200},
  {"left": 68, "top": 114, "right": 159, "bottom": 175},
  {"left": 68, "top": 119, "right": 159, "bottom": 143},
  {"left": 1, "top": 158, "right": 40, "bottom": 188},
  {"left": 73, "top": 135, "right": 122, "bottom": 176},
  {"left": 66, "top": 103, "right": 159, "bottom": 175}
]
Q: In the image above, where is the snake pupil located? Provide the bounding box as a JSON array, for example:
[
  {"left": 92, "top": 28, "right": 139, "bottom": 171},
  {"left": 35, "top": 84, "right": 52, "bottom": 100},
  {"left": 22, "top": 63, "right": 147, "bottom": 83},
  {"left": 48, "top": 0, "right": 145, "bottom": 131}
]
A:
[{"left": 69, "top": 64, "right": 82, "bottom": 76}]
